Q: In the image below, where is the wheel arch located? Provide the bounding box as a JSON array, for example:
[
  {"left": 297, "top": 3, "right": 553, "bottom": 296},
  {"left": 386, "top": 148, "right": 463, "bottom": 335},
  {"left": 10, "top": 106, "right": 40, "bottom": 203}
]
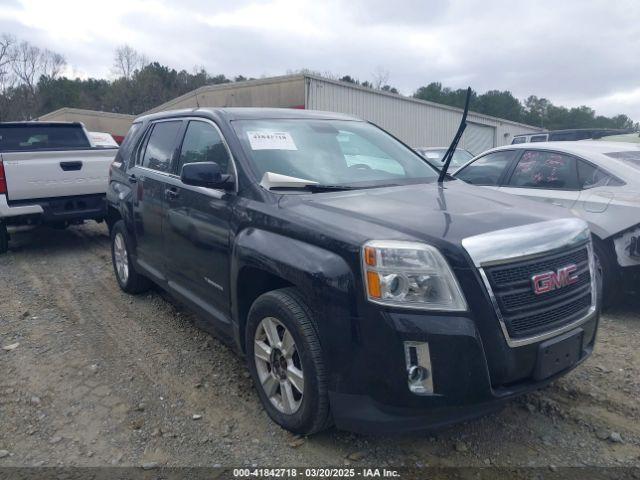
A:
[{"left": 231, "top": 228, "right": 357, "bottom": 358}]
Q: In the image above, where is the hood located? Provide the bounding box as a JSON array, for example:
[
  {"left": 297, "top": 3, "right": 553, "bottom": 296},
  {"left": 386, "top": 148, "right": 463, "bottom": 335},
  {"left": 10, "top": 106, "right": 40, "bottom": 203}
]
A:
[{"left": 279, "top": 180, "right": 573, "bottom": 265}]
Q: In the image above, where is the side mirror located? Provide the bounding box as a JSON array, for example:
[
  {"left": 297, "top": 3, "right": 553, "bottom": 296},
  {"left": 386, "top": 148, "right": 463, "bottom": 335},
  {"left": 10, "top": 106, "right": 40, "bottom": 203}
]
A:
[{"left": 180, "top": 162, "right": 233, "bottom": 190}]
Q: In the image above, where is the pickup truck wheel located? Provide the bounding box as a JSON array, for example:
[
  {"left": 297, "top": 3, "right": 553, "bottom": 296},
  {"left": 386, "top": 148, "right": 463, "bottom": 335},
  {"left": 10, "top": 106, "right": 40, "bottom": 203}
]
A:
[
  {"left": 246, "top": 288, "right": 331, "bottom": 435},
  {"left": 0, "top": 223, "right": 8, "bottom": 254},
  {"left": 110, "top": 220, "right": 150, "bottom": 294},
  {"left": 593, "top": 237, "right": 621, "bottom": 309}
]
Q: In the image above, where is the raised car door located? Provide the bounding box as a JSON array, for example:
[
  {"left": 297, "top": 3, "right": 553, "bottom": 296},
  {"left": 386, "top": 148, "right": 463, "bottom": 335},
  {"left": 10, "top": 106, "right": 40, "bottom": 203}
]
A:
[
  {"left": 499, "top": 150, "right": 580, "bottom": 209},
  {"left": 163, "top": 119, "right": 236, "bottom": 324},
  {"left": 128, "top": 119, "right": 184, "bottom": 280}
]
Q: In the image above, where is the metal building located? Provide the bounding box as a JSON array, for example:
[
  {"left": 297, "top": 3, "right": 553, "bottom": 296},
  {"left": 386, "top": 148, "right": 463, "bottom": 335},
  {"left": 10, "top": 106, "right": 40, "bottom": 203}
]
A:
[
  {"left": 145, "top": 74, "right": 543, "bottom": 154},
  {"left": 37, "top": 107, "right": 135, "bottom": 142}
]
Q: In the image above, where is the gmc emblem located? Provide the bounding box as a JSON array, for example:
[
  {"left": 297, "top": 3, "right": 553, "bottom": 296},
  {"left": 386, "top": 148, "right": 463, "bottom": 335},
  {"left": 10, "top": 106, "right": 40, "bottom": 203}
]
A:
[{"left": 532, "top": 264, "right": 579, "bottom": 295}]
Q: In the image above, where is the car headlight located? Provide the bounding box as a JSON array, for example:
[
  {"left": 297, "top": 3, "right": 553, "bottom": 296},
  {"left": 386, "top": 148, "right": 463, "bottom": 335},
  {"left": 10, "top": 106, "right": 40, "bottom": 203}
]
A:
[{"left": 362, "top": 240, "right": 467, "bottom": 311}]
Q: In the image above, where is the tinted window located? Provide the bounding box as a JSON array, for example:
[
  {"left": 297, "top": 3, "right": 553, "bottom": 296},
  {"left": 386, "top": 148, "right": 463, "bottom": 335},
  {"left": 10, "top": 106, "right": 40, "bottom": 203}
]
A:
[
  {"left": 0, "top": 125, "right": 90, "bottom": 151},
  {"left": 530, "top": 135, "right": 548, "bottom": 143},
  {"left": 508, "top": 151, "right": 577, "bottom": 190},
  {"left": 141, "top": 121, "right": 182, "bottom": 173},
  {"left": 577, "top": 161, "right": 621, "bottom": 189},
  {"left": 118, "top": 122, "right": 142, "bottom": 166},
  {"left": 511, "top": 136, "right": 527, "bottom": 144},
  {"left": 177, "top": 121, "right": 232, "bottom": 175},
  {"left": 455, "top": 150, "right": 514, "bottom": 186},
  {"left": 417, "top": 149, "right": 473, "bottom": 169}
]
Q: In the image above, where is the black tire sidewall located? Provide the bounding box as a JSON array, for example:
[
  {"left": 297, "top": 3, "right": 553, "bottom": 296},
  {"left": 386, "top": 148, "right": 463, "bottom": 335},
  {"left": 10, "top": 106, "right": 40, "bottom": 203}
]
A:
[
  {"left": 246, "top": 291, "right": 326, "bottom": 434},
  {"left": 0, "top": 223, "right": 8, "bottom": 254},
  {"left": 592, "top": 238, "right": 619, "bottom": 308}
]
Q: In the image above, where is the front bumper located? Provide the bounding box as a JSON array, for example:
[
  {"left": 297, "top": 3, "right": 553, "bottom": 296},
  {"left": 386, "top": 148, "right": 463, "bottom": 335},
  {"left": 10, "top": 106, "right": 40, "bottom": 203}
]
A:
[{"left": 328, "top": 308, "right": 598, "bottom": 434}]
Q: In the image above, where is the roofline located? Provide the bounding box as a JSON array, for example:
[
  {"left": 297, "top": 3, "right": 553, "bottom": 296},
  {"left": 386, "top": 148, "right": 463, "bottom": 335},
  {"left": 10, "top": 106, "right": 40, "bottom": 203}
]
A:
[
  {"left": 301, "top": 73, "right": 545, "bottom": 131},
  {"left": 142, "top": 73, "right": 544, "bottom": 132},
  {"left": 0, "top": 121, "right": 84, "bottom": 127},
  {"left": 142, "top": 74, "right": 307, "bottom": 115},
  {"left": 38, "top": 107, "right": 136, "bottom": 121}
]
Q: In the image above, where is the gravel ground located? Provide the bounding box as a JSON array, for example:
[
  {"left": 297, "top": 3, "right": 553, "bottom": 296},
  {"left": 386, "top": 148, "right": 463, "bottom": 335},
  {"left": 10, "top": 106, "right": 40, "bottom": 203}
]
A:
[{"left": 0, "top": 223, "right": 639, "bottom": 468}]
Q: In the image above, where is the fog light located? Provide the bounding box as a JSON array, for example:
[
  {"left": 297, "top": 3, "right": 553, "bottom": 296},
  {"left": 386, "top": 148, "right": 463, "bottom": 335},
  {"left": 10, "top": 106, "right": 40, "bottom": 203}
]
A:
[{"left": 404, "top": 341, "right": 433, "bottom": 395}]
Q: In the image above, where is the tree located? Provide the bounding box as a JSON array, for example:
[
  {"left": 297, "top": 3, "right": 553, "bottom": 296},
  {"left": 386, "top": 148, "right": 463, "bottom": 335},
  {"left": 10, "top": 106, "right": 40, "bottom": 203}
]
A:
[
  {"left": 112, "top": 45, "right": 147, "bottom": 80},
  {"left": 475, "top": 90, "right": 524, "bottom": 122},
  {"left": 372, "top": 67, "right": 390, "bottom": 90}
]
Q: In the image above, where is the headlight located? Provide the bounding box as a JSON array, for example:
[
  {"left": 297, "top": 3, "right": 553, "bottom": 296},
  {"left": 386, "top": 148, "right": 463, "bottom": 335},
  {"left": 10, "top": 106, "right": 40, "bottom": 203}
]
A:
[{"left": 362, "top": 240, "right": 467, "bottom": 311}]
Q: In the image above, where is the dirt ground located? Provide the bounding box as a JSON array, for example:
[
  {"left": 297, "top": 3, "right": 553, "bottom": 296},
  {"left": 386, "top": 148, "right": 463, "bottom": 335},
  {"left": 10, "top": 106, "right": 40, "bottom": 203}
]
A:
[{"left": 1, "top": 223, "right": 639, "bottom": 469}]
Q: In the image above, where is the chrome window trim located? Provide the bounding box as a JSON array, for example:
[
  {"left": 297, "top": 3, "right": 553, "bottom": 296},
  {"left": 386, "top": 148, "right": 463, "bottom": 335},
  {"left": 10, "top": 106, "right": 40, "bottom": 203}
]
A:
[{"left": 463, "top": 218, "right": 597, "bottom": 347}]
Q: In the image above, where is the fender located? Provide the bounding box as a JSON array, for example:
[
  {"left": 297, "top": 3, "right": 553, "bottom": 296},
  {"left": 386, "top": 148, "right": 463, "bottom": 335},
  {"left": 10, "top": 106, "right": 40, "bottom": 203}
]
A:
[{"left": 231, "top": 228, "right": 358, "bottom": 382}]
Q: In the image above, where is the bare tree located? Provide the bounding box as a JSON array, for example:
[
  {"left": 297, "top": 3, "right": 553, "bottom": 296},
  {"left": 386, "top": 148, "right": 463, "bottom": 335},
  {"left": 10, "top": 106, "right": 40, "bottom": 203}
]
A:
[
  {"left": 371, "top": 66, "right": 390, "bottom": 90},
  {"left": 112, "top": 45, "right": 147, "bottom": 80},
  {"left": 11, "top": 40, "right": 41, "bottom": 94},
  {"left": 0, "top": 34, "right": 15, "bottom": 92},
  {"left": 42, "top": 49, "right": 66, "bottom": 79}
]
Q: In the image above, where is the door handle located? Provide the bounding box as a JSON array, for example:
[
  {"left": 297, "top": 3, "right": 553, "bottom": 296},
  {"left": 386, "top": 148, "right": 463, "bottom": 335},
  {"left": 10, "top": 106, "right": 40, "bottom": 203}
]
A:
[
  {"left": 60, "top": 161, "right": 83, "bottom": 171},
  {"left": 128, "top": 174, "right": 138, "bottom": 184},
  {"left": 165, "top": 187, "right": 180, "bottom": 200}
]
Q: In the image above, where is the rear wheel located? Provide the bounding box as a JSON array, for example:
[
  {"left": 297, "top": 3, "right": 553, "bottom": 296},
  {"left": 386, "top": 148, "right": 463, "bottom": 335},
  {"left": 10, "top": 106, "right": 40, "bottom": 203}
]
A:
[
  {"left": 0, "top": 222, "right": 8, "bottom": 254},
  {"left": 246, "top": 288, "right": 331, "bottom": 435},
  {"left": 110, "top": 220, "right": 150, "bottom": 294},
  {"left": 592, "top": 237, "right": 621, "bottom": 308}
]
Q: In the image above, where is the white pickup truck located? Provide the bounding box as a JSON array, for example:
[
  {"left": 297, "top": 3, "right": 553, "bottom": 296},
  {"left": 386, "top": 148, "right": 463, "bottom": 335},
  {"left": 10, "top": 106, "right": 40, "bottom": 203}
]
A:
[{"left": 0, "top": 122, "right": 118, "bottom": 253}]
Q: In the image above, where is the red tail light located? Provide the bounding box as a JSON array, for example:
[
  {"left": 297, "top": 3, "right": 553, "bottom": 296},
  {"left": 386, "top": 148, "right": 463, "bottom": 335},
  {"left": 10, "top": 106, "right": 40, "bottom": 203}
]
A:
[{"left": 0, "top": 161, "right": 6, "bottom": 195}]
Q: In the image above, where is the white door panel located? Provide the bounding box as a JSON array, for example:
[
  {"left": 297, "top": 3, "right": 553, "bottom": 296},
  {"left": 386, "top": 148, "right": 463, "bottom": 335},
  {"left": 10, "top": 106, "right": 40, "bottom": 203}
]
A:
[{"left": 499, "top": 186, "right": 580, "bottom": 209}]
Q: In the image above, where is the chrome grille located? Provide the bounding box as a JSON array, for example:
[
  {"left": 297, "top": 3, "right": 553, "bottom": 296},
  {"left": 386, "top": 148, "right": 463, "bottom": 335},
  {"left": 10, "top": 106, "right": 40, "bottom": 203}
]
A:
[{"left": 483, "top": 245, "right": 593, "bottom": 339}]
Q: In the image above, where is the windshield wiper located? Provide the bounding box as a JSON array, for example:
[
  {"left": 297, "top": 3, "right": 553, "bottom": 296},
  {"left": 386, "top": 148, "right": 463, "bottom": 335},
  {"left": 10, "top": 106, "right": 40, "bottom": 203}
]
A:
[
  {"left": 438, "top": 86, "right": 472, "bottom": 183},
  {"left": 272, "top": 184, "right": 360, "bottom": 192}
]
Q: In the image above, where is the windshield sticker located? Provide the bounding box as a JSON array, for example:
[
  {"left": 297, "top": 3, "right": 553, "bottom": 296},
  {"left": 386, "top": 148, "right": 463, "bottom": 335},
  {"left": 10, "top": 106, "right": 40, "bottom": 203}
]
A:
[{"left": 247, "top": 131, "right": 297, "bottom": 151}]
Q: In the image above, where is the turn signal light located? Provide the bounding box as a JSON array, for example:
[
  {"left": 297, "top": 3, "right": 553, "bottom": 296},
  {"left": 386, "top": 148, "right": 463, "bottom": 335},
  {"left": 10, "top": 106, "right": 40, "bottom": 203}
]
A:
[{"left": 366, "top": 271, "right": 381, "bottom": 298}]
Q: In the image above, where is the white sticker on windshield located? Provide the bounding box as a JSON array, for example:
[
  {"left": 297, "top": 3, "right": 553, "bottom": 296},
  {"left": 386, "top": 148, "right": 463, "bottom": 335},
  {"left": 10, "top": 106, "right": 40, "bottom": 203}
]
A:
[{"left": 247, "top": 131, "right": 297, "bottom": 151}]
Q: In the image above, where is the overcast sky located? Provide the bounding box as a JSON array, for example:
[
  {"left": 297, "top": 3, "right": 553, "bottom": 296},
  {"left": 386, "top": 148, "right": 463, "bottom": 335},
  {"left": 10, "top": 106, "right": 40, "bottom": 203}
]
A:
[{"left": 1, "top": 0, "right": 639, "bottom": 121}]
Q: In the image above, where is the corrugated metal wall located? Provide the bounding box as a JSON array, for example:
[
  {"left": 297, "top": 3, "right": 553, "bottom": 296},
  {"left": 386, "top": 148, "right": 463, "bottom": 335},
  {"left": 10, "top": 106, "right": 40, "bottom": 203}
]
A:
[
  {"left": 144, "top": 76, "right": 306, "bottom": 114},
  {"left": 305, "top": 77, "right": 542, "bottom": 150}
]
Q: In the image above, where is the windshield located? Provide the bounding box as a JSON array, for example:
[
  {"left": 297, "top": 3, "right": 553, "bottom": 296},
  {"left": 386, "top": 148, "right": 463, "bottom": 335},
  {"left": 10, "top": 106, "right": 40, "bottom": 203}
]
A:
[
  {"left": 232, "top": 119, "right": 438, "bottom": 188},
  {"left": 417, "top": 148, "right": 473, "bottom": 169},
  {"left": 605, "top": 150, "right": 640, "bottom": 170}
]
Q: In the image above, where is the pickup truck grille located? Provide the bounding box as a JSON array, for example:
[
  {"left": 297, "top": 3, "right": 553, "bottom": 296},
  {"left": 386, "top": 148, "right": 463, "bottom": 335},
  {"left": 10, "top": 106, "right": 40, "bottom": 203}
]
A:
[{"left": 484, "top": 245, "right": 592, "bottom": 339}]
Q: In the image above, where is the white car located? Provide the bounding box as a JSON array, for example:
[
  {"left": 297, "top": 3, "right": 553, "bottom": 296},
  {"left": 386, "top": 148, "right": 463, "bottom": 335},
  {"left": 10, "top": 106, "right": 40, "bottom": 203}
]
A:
[
  {"left": 453, "top": 141, "right": 640, "bottom": 304},
  {"left": 415, "top": 147, "right": 474, "bottom": 171}
]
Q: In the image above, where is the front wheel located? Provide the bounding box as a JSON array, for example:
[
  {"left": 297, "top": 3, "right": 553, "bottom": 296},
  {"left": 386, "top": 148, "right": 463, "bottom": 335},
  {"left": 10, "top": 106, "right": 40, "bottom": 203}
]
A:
[
  {"left": 110, "top": 220, "right": 150, "bottom": 294},
  {"left": 246, "top": 288, "right": 331, "bottom": 435}
]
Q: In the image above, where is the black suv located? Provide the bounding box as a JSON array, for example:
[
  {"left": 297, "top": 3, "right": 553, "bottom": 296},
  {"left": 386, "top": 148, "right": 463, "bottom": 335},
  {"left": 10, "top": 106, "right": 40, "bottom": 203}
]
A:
[{"left": 107, "top": 108, "right": 599, "bottom": 434}]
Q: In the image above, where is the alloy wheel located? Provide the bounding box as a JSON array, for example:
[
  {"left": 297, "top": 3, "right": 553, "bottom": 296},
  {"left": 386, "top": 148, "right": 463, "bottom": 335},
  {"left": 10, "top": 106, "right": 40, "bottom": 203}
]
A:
[
  {"left": 113, "top": 232, "right": 129, "bottom": 284},
  {"left": 254, "top": 317, "right": 304, "bottom": 414}
]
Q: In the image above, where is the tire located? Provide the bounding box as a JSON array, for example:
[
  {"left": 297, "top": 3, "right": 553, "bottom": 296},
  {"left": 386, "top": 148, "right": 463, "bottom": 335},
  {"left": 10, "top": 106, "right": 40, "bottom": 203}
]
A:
[
  {"left": 110, "top": 220, "right": 151, "bottom": 294},
  {"left": 246, "top": 287, "right": 331, "bottom": 435},
  {"left": 592, "top": 236, "right": 621, "bottom": 309},
  {"left": 0, "top": 222, "right": 8, "bottom": 254}
]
